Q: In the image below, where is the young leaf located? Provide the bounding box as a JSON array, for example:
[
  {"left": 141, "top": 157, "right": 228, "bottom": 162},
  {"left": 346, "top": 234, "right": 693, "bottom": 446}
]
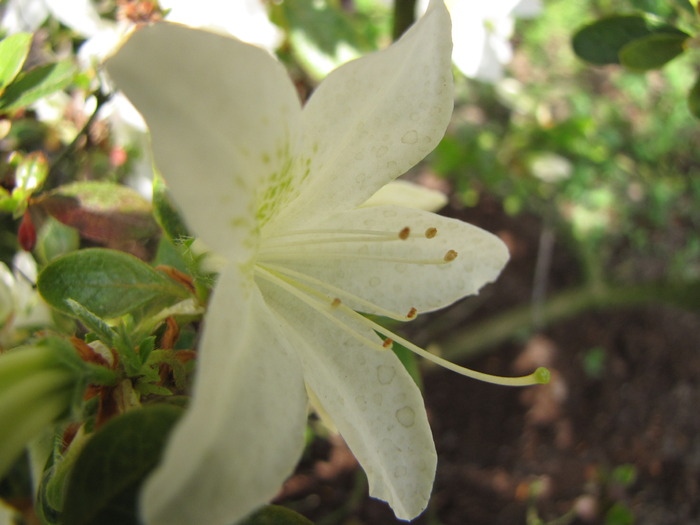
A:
[
  {"left": 34, "top": 181, "right": 160, "bottom": 247},
  {"left": 688, "top": 74, "right": 700, "bottom": 119},
  {"left": 61, "top": 405, "right": 183, "bottom": 525},
  {"left": 37, "top": 248, "right": 190, "bottom": 319},
  {"left": 65, "top": 299, "right": 119, "bottom": 348},
  {"left": 572, "top": 14, "right": 688, "bottom": 66},
  {"left": 619, "top": 32, "right": 688, "bottom": 70},
  {"left": 0, "top": 60, "right": 75, "bottom": 112},
  {"left": 0, "top": 33, "right": 32, "bottom": 94}
]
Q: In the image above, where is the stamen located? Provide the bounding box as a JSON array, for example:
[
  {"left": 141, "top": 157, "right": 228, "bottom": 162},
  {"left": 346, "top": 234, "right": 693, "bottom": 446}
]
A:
[
  {"left": 425, "top": 227, "right": 437, "bottom": 239},
  {"left": 398, "top": 227, "right": 411, "bottom": 240},
  {"left": 444, "top": 250, "right": 458, "bottom": 262},
  {"left": 260, "top": 250, "right": 456, "bottom": 265},
  {"left": 255, "top": 266, "right": 548, "bottom": 387},
  {"left": 260, "top": 262, "right": 415, "bottom": 321},
  {"left": 382, "top": 338, "right": 393, "bottom": 348},
  {"left": 263, "top": 228, "right": 408, "bottom": 251}
]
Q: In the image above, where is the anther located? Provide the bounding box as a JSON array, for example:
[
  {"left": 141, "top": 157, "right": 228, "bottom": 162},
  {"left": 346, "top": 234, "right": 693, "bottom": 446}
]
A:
[
  {"left": 382, "top": 338, "right": 394, "bottom": 349},
  {"left": 425, "top": 227, "right": 437, "bottom": 239},
  {"left": 406, "top": 307, "right": 417, "bottom": 319},
  {"left": 444, "top": 249, "right": 458, "bottom": 262},
  {"left": 331, "top": 298, "right": 342, "bottom": 308},
  {"left": 398, "top": 227, "right": 411, "bottom": 240}
]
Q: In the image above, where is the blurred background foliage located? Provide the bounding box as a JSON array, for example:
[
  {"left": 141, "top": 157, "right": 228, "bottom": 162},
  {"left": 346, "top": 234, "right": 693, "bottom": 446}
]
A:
[{"left": 1, "top": 0, "right": 700, "bottom": 522}]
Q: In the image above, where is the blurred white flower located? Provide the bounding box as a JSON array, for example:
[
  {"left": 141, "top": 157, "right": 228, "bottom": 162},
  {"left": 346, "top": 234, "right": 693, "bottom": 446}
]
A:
[
  {"left": 528, "top": 152, "right": 573, "bottom": 183},
  {"left": 0, "top": 252, "right": 52, "bottom": 348},
  {"left": 0, "top": 0, "right": 109, "bottom": 35},
  {"left": 417, "top": 0, "right": 541, "bottom": 82},
  {"left": 160, "top": 0, "right": 282, "bottom": 51}
]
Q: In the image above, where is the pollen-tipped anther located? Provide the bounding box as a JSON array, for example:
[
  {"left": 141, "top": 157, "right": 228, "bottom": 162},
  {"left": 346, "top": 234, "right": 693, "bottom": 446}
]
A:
[
  {"left": 382, "top": 338, "right": 393, "bottom": 349},
  {"left": 331, "top": 298, "right": 342, "bottom": 308},
  {"left": 443, "top": 250, "right": 458, "bottom": 262},
  {"left": 398, "top": 227, "right": 411, "bottom": 240},
  {"left": 425, "top": 227, "right": 437, "bottom": 239},
  {"left": 406, "top": 307, "right": 417, "bottom": 319}
]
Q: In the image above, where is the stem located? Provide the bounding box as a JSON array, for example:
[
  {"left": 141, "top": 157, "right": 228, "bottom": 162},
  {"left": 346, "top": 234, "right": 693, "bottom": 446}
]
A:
[
  {"left": 437, "top": 279, "right": 700, "bottom": 362},
  {"left": 47, "top": 90, "right": 113, "bottom": 180},
  {"left": 392, "top": 0, "right": 417, "bottom": 40}
]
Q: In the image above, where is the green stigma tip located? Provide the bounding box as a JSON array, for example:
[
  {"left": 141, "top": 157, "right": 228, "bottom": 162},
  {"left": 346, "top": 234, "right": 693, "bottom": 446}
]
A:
[{"left": 534, "top": 367, "right": 551, "bottom": 384}]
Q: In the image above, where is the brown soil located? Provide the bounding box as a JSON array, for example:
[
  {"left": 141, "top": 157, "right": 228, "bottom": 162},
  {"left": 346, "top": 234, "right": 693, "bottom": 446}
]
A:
[{"left": 278, "top": 199, "right": 700, "bottom": 525}]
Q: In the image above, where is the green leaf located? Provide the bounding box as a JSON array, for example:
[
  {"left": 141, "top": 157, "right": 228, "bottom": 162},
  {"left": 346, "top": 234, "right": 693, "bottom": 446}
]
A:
[
  {"left": 0, "top": 33, "right": 32, "bottom": 94},
  {"left": 281, "top": 0, "right": 370, "bottom": 80},
  {"left": 619, "top": 32, "right": 687, "bottom": 70},
  {"left": 572, "top": 14, "right": 688, "bottom": 66},
  {"left": 65, "top": 299, "right": 120, "bottom": 348},
  {"left": 0, "top": 152, "right": 48, "bottom": 215},
  {"left": 37, "top": 248, "right": 190, "bottom": 319},
  {"left": 62, "top": 405, "right": 183, "bottom": 525},
  {"left": 688, "top": 74, "right": 700, "bottom": 119},
  {"left": 242, "top": 505, "right": 315, "bottom": 525},
  {"left": 35, "top": 217, "right": 80, "bottom": 264},
  {"left": 0, "top": 60, "right": 75, "bottom": 112}
]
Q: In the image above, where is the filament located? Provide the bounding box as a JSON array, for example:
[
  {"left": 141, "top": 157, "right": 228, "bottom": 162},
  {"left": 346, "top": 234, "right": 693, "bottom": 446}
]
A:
[{"left": 254, "top": 266, "right": 548, "bottom": 387}]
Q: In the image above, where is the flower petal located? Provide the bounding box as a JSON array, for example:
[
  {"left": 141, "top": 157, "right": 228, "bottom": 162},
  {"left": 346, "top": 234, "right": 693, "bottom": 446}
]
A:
[
  {"left": 361, "top": 180, "right": 447, "bottom": 212},
  {"left": 259, "top": 205, "right": 508, "bottom": 318},
  {"left": 256, "top": 275, "right": 436, "bottom": 520},
  {"left": 268, "top": 0, "right": 453, "bottom": 231},
  {"left": 105, "top": 23, "right": 302, "bottom": 260},
  {"left": 140, "top": 266, "right": 308, "bottom": 525}
]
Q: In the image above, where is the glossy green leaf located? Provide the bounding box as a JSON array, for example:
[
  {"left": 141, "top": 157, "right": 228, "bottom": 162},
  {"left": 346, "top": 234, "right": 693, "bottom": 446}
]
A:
[
  {"left": 619, "top": 32, "right": 687, "bottom": 70},
  {"left": 572, "top": 14, "right": 688, "bottom": 65},
  {"left": 242, "top": 505, "right": 315, "bottom": 525},
  {"left": 0, "top": 60, "right": 75, "bottom": 112},
  {"left": 35, "top": 181, "right": 160, "bottom": 245},
  {"left": 688, "top": 74, "right": 700, "bottom": 119},
  {"left": 0, "top": 33, "right": 32, "bottom": 94},
  {"left": 62, "top": 405, "right": 183, "bottom": 525},
  {"left": 37, "top": 248, "right": 190, "bottom": 319},
  {"left": 35, "top": 217, "right": 80, "bottom": 264}
]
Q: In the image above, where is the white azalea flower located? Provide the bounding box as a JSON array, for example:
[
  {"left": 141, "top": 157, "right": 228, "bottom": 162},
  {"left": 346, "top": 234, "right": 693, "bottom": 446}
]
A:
[
  {"left": 0, "top": 0, "right": 107, "bottom": 35},
  {"left": 107, "top": 2, "right": 545, "bottom": 523},
  {"left": 0, "top": 253, "right": 52, "bottom": 348},
  {"left": 417, "top": 0, "right": 541, "bottom": 82},
  {"left": 160, "top": 0, "right": 282, "bottom": 51}
]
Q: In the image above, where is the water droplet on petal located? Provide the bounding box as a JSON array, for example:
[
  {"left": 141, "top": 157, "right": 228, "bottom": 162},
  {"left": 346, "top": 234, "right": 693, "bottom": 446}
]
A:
[
  {"left": 401, "top": 130, "right": 418, "bottom": 144},
  {"left": 369, "top": 276, "right": 381, "bottom": 287},
  {"left": 355, "top": 395, "right": 368, "bottom": 412},
  {"left": 377, "top": 365, "right": 396, "bottom": 385},
  {"left": 375, "top": 145, "right": 388, "bottom": 158},
  {"left": 395, "top": 406, "right": 415, "bottom": 428},
  {"left": 394, "top": 465, "right": 408, "bottom": 478}
]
